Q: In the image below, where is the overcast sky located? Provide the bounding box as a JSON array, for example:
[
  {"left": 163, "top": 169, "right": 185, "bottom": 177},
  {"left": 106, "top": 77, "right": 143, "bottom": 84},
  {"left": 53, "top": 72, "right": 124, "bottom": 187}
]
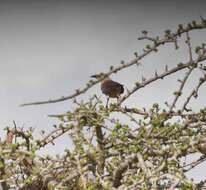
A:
[{"left": 1, "top": 0, "right": 206, "bottom": 181}]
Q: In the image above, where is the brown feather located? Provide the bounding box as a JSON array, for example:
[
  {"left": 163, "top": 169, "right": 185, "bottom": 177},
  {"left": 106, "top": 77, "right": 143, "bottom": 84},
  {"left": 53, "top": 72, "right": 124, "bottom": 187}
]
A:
[{"left": 101, "top": 79, "right": 124, "bottom": 98}]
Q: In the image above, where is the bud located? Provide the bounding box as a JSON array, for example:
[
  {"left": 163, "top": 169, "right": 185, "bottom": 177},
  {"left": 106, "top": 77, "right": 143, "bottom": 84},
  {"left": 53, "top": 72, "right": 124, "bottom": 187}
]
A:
[{"left": 141, "top": 30, "right": 148, "bottom": 36}]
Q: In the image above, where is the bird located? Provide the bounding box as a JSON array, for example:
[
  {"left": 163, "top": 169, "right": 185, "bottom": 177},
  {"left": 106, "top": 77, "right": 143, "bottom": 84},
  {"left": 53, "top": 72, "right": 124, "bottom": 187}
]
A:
[{"left": 91, "top": 74, "right": 124, "bottom": 107}]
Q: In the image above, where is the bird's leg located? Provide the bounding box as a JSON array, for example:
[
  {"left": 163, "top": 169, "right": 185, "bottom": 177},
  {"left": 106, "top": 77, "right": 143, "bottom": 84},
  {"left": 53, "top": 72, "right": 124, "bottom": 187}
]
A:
[
  {"left": 106, "top": 97, "right": 109, "bottom": 108},
  {"left": 116, "top": 96, "right": 120, "bottom": 105}
]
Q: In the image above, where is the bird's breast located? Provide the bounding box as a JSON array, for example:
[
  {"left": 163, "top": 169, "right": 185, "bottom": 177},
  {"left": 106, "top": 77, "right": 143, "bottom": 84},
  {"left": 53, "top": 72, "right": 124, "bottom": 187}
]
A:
[{"left": 101, "top": 80, "right": 124, "bottom": 98}]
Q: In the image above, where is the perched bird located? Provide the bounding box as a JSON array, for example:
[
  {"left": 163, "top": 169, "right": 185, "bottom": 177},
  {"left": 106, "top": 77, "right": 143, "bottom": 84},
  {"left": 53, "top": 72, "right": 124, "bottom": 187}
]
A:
[{"left": 91, "top": 74, "right": 124, "bottom": 107}]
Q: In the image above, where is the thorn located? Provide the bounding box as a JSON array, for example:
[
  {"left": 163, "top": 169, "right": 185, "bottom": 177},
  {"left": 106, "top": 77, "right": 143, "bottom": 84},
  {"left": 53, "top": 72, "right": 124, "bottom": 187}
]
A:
[
  {"left": 177, "top": 79, "right": 182, "bottom": 83},
  {"left": 165, "top": 101, "right": 169, "bottom": 106},
  {"left": 142, "top": 76, "right": 146, "bottom": 82},
  {"left": 200, "top": 15, "right": 205, "bottom": 22},
  {"left": 120, "top": 60, "right": 125, "bottom": 65},
  {"left": 155, "top": 71, "right": 158, "bottom": 77},
  {"left": 134, "top": 52, "right": 138, "bottom": 58}
]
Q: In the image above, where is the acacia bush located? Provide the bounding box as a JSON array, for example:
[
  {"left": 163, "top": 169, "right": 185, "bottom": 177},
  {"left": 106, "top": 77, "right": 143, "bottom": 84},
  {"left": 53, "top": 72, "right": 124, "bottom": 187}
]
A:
[{"left": 2, "top": 18, "right": 206, "bottom": 190}]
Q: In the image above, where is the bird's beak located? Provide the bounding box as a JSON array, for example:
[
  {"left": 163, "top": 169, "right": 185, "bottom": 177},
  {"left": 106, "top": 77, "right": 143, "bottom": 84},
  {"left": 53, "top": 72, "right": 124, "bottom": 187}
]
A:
[{"left": 91, "top": 74, "right": 97, "bottom": 78}]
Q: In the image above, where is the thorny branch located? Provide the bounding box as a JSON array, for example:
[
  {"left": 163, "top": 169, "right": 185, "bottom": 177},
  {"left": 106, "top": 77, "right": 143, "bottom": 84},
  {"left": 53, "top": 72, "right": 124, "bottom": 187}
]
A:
[
  {"left": 21, "top": 18, "right": 206, "bottom": 107},
  {"left": 182, "top": 74, "right": 206, "bottom": 112},
  {"left": 169, "top": 31, "right": 194, "bottom": 113},
  {"left": 2, "top": 18, "right": 206, "bottom": 190}
]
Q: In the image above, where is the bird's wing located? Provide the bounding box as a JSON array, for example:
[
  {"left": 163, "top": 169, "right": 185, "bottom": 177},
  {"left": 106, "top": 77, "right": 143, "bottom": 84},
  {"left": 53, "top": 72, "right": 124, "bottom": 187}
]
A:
[{"left": 112, "top": 81, "right": 124, "bottom": 94}]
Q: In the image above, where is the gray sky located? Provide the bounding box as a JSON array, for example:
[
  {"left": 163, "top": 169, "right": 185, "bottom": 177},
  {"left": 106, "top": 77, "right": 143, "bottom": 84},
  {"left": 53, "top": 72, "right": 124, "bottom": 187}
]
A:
[{"left": 1, "top": 0, "right": 206, "bottom": 181}]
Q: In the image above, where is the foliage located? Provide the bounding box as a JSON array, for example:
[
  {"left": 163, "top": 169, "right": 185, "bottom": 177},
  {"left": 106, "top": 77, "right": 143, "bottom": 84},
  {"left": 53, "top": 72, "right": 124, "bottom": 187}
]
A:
[{"left": 2, "top": 18, "right": 206, "bottom": 190}]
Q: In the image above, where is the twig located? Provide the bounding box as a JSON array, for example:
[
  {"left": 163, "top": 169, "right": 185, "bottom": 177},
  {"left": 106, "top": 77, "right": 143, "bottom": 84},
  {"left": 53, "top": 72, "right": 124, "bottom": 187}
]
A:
[
  {"left": 182, "top": 75, "right": 206, "bottom": 112},
  {"left": 169, "top": 68, "right": 194, "bottom": 112},
  {"left": 183, "top": 155, "right": 206, "bottom": 172},
  {"left": 186, "top": 31, "right": 193, "bottom": 62},
  {"left": 136, "top": 152, "right": 152, "bottom": 179},
  {"left": 37, "top": 124, "right": 73, "bottom": 148},
  {"left": 113, "top": 154, "right": 138, "bottom": 188},
  {"left": 169, "top": 31, "right": 194, "bottom": 112}
]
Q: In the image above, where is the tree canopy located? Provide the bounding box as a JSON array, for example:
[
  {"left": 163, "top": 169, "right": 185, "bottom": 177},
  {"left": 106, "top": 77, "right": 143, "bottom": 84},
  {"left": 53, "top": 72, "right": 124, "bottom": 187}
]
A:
[{"left": 2, "top": 18, "right": 206, "bottom": 190}]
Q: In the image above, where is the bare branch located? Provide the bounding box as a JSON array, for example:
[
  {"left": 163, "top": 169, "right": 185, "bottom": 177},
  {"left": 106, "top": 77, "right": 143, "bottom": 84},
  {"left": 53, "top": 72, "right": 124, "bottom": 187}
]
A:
[
  {"left": 169, "top": 68, "right": 194, "bottom": 112},
  {"left": 182, "top": 74, "right": 206, "bottom": 112},
  {"left": 118, "top": 57, "right": 204, "bottom": 105}
]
